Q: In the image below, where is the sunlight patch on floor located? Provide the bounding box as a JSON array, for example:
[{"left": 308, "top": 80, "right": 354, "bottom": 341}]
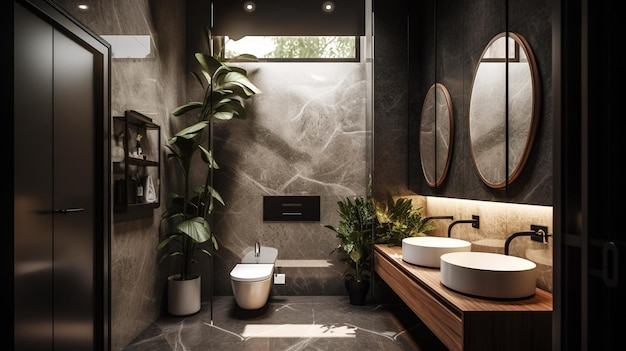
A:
[{"left": 242, "top": 324, "right": 356, "bottom": 338}]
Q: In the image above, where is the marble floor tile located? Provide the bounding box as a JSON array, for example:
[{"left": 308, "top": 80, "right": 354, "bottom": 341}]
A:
[{"left": 123, "top": 295, "right": 448, "bottom": 350}]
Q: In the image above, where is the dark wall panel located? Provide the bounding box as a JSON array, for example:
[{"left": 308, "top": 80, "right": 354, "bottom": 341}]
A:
[{"left": 408, "top": 0, "right": 552, "bottom": 206}]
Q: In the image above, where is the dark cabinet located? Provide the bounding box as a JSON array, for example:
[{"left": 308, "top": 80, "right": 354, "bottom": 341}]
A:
[
  {"left": 113, "top": 110, "right": 161, "bottom": 213},
  {"left": 407, "top": 0, "right": 552, "bottom": 206}
]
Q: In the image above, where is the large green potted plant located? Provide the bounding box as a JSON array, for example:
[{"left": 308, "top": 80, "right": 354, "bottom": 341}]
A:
[
  {"left": 325, "top": 194, "right": 375, "bottom": 305},
  {"left": 157, "top": 28, "right": 261, "bottom": 316}
]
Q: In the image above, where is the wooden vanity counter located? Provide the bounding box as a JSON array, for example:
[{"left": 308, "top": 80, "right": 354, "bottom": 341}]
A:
[{"left": 374, "top": 244, "right": 552, "bottom": 351}]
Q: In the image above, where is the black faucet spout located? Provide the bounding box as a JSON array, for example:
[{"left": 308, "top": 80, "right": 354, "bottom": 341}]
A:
[
  {"left": 504, "top": 229, "right": 551, "bottom": 255},
  {"left": 424, "top": 215, "right": 454, "bottom": 221},
  {"left": 504, "top": 231, "right": 534, "bottom": 255},
  {"left": 447, "top": 215, "right": 479, "bottom": 237}
]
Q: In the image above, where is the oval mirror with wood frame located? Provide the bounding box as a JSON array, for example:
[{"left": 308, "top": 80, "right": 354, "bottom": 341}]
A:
[
  {"left": 468, "top": 32, "right": 540, "bottom": 189},
  {"left": 420, "top": 82, "right": 454, "bottom": 187}
]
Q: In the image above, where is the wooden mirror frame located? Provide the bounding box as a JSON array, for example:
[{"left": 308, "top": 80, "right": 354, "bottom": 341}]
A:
[
  {"left": 419, "top": 82, "right": 454, "bottom": 187},
  {"left": 468, "top": 32, "right": 541, "bottom": 189}
]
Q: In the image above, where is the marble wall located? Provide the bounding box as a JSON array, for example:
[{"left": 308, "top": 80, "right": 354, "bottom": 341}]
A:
[
  {"left": 372, "top": 0, "right": 412, "bottom": 200},
  {"left": 206, "top": 61, "right": 372, "bottom": 297}
]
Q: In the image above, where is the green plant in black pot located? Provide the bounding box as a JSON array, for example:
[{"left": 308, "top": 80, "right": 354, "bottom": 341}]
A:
[
  {"left": 325, "top": 194, "right": 376, "bottom": 305},
  {"left": 157, "top": 28, "right": 261, "bottom": 316},
  {"left": 325, "top": 195, "right": 375, "bottom": 283}
]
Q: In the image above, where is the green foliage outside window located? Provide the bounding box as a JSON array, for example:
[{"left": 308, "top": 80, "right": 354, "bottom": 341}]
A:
[
  {"left": 268, "top": 36, "right": 356, "bottom": 59},
  {"left": 224, "top": 36, "right": 357, "bottom": 61}
]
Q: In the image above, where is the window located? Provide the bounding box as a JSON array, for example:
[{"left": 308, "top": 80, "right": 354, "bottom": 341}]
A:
[{"left": 223, "top": 36, "right": 359, "bottom": 62}]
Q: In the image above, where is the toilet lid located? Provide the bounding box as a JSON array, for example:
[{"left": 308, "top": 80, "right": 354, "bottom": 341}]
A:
[{"left": 230, "top": 264, "right": 274, "bottom": 282}]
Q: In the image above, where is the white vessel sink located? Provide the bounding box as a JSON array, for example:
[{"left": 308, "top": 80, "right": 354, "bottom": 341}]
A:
[
  {"left": 440, "top": 252, "right": 537, "bottom": 299},
  {"left": 402, "top": 236, "right": 471, "bottom": 268}
]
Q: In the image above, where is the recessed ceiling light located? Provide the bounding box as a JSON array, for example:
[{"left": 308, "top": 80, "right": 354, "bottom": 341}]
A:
[
  {"left": 243, "top": 1, "right": 256, "bottom": 13},
  {"left": 322, "top": 1, "right": 334, "bottom": 13},
  {"left": 78, "top": 4, "right": 89, "bottom": 11}
]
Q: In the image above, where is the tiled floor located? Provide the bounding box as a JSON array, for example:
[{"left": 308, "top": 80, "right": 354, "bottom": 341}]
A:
[{"left": 123, "top": 295, "right": 448, "bottom": 350}]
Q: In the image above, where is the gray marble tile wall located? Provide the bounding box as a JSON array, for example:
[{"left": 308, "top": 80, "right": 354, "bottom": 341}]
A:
[{"left": 205, "top": 61, "right": 371, "bottom": 297}]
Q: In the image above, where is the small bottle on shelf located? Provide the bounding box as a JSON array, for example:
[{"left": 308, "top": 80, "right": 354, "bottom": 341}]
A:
[
  {"left": 136, "top": 134, "right": 143, "bottom": 157},
  {"left": 136, "top": 175, "right": 144, "bottom": 203}
]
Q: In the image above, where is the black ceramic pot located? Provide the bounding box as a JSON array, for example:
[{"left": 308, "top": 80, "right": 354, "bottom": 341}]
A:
[{"left": 345, "top": 279, "right": 370, "bottom": 305}]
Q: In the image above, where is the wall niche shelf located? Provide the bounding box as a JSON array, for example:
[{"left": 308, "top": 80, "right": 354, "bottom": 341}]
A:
[{"left": 113, "top": 110, "right": 160, "bottom": 214}]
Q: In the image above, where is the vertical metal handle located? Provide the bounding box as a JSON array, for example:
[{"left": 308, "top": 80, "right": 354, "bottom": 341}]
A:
[{"left": 602, "top": 241, "right": 619, "bottom": 288}]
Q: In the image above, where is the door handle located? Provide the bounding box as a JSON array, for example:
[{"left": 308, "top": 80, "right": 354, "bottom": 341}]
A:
[
  {"left": 55, "top": 208, "right": 85, "bottom": 214},
  {"left": 602, "top": 241, "right": 619, "bottom": 288}
]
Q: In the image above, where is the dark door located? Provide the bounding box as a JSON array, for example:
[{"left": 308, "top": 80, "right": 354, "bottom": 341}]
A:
[
  {"left": 14, "top": 3, "right": 55, "bottom": 348},
  {"left": 554, "top": 0, "right": 624, "bottom": 349},
  {"left": 13, "top": 1, "right": 110, "bottom": 349}
]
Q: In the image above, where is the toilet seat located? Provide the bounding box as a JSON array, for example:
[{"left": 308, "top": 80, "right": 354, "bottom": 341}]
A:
[{"left": 230, "top": 263, "right": 274, "bottom": 282}]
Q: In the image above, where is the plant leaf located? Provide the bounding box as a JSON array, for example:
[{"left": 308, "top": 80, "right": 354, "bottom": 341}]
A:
[
  {"left": 177, "top": 217, "right": 212, "bottom": 244},
  {"left": 172, "top": 101, "right": 203, "bottom": 116}
]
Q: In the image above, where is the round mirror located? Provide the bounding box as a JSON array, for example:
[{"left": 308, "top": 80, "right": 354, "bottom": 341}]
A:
[
  {"left": 469, "top": 32, "right": 540, "bottom": 189},
  {"left": 420, "top": 83, "right": 454, "bottom": 187}
]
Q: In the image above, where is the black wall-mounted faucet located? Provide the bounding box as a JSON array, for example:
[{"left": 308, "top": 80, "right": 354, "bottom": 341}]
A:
[
  {"left": 447, "top": 215, "right": 480, "bottom": 237},
  {"left": 504, "top": 228, "right": 551, "bottom": 255}
]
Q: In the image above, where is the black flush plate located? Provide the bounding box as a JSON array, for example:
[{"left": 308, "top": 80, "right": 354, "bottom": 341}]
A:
[{"left": 263, "top": 195, "right": 320, "bottom": 222}]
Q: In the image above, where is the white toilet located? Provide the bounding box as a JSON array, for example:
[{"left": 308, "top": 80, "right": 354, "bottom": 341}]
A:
[{"left": 230, "top": 244, "right": 278, "bottom": 310}]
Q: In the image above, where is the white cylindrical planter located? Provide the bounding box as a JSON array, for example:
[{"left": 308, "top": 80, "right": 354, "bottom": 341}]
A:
[{"left": 167, "top": 275, "right": 201, "bottom": 316}]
